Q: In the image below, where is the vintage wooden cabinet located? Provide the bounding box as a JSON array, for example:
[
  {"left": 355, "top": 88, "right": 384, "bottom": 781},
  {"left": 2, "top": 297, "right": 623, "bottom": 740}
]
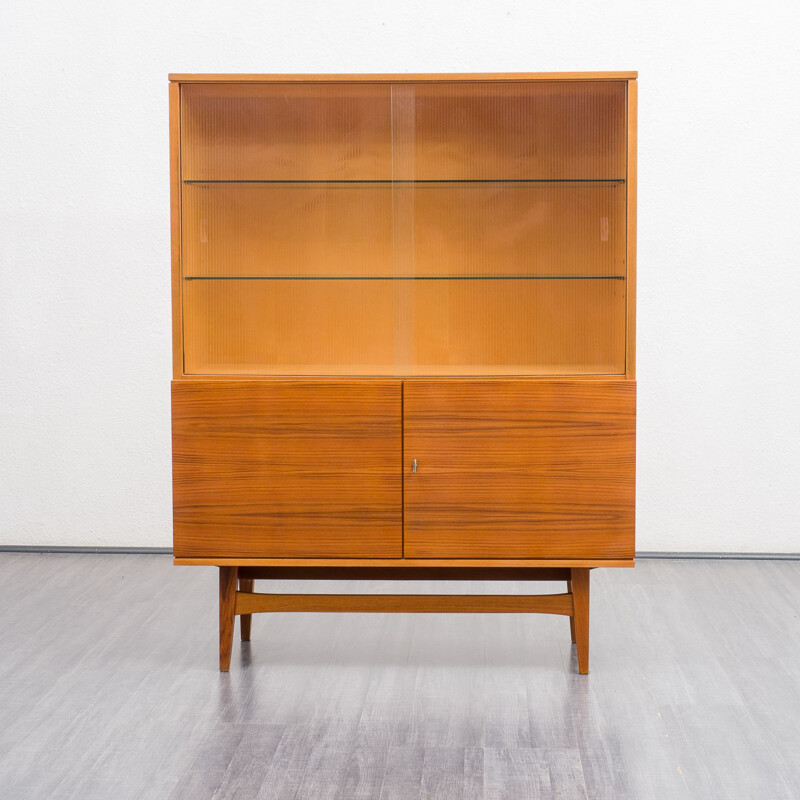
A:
[{"left": 169, "top": 72, "right": 637, "bottom": 673}]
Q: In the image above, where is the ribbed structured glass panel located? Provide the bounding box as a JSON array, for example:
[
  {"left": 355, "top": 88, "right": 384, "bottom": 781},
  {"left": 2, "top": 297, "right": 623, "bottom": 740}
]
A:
[
  {"left": 180, "top": 83, "right": 394, "bottom": 373},
  {"left": 408, "top": 81, "right": 625, "bottom": 180},
  {"left": 181, "top": 84, "right": 393, "bottom": 180},
  {"left": 179, "top": 80, "right": 627, "bottom": 376},
  {"left": 403, "top": 278, "right": 625, "bottom": 375},
  {"left": 182, "top": 183, "right": 393, "bottom": 278},
  {"left": 410, "top": 182, "right": 625, "bottom": 278},
  {"left": 394, "top": 80, "right": 627, "bottom": 375},
  {"left": 183, "top": 279, "right": 394, "bottom": 375}
]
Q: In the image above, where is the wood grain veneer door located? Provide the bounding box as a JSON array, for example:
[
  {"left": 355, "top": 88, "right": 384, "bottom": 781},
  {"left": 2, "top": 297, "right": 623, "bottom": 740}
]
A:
[
  {"left": 172, "top": 381, "right": 402, "bottom": 558},
  {"left": 403, "top": 381, "right": 635, "bottom": 559}
]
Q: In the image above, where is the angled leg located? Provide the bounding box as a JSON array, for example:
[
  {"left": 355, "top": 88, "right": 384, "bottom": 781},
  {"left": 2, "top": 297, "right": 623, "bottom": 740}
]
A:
[
  {"left": 239, "top": 577, "right": 254, "bottom": 641},
  {"left": 219, "top": 566, "right": 238, "bottom": 672},
  {"left": 567, "top": 578, "right": 576, "bottom": 643},
  {"left": 570, "top": 568, "right": 590, "bottom": 674}
]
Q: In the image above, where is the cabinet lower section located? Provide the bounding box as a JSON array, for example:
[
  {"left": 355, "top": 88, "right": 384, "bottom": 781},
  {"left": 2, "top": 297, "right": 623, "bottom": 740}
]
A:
[{"left": 172, "top": 378, "right": 635, "bottom": 561}]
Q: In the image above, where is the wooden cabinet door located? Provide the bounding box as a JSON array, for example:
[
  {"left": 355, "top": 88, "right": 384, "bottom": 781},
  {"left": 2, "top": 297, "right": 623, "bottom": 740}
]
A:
[
  {"left": 172, "top": 381, "right": 402, "bottom": 558},
  {"left": 403, "top": 381, "right": 635, "bottom": 559}
]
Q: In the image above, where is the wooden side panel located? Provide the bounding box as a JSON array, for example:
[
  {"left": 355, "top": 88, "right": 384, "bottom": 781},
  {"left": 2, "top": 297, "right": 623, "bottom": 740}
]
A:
[
  {"left": 169, "top": 82, "right": 183, "bottom": 378},
  {"left": 403, "top": 381, "right": 635, "bottom": 559},
  {"left": 626, "top": 79, "right": 638, "bottom": 379},
  {"left": 172, "top": 381, "right": 402, "bottom": 557}
]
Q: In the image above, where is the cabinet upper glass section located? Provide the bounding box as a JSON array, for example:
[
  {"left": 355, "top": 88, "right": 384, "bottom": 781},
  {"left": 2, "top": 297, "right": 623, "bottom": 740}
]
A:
[{"left": 179, "top": 79, "right": 630, "bottom": 376}]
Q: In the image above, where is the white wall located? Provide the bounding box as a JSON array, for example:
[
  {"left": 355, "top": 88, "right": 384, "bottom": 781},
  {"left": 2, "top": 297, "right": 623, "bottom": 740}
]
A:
[{"left": 1, "top": 0, "right": 799, "bottom": 552}]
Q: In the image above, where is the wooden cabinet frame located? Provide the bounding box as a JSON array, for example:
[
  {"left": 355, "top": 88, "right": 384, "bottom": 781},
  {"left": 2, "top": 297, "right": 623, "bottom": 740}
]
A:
[{"left": 170, "top": 72, "right": 637, "bottom": 674}]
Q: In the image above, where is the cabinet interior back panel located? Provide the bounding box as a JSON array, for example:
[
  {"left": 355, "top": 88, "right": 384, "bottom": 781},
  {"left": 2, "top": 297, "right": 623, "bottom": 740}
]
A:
[{"left": 179, "top": 80, "right": 629, "bottom": 377}]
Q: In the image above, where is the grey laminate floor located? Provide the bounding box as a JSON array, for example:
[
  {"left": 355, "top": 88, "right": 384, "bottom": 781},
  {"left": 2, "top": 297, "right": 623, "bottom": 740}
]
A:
[{"left": 0, "top": 555, "right": 798, "bottom": 799}]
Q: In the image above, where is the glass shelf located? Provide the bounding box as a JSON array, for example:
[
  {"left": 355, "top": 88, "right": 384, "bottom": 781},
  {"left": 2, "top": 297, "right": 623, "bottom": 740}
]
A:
[
  {"left": 184, "top": 275, "right": 626, "bottom": 281},
  {"left": 183, "top": 178, "right": 626, "bottom": 185}
]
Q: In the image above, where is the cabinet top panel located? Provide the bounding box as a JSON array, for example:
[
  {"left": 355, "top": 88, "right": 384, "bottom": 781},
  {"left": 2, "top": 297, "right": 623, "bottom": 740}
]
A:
[{"left": 169, "top": 71, "right": 637, "bottom": 83}]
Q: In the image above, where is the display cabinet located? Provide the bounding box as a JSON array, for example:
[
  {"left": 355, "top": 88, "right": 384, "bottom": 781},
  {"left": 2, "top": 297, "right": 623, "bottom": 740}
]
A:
[{"left": 170, "top": 72, "right": 637, "bottom": 673}]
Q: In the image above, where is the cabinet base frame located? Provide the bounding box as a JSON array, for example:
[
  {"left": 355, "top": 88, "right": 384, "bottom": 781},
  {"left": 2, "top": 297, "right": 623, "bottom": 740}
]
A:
[{"left": 218, "top": 566, "right": 591, "bottom": 674}]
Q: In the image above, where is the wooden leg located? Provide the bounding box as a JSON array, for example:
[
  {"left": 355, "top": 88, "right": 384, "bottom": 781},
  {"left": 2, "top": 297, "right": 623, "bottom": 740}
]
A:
[
  {"left": 570, "top": 568, "right": 590, "bottom": 674},
  {"left": 567, "top": 578, "right": 576, "bottom": 643},
  {"left": 218, "top": 566, "right": 590, "bottom": 673},
  {"left": 239, "top": 577, "right": 253, "bottom": 641},
  {"left": 219, "top": 566, "right": 238, "bottom": 672}
]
